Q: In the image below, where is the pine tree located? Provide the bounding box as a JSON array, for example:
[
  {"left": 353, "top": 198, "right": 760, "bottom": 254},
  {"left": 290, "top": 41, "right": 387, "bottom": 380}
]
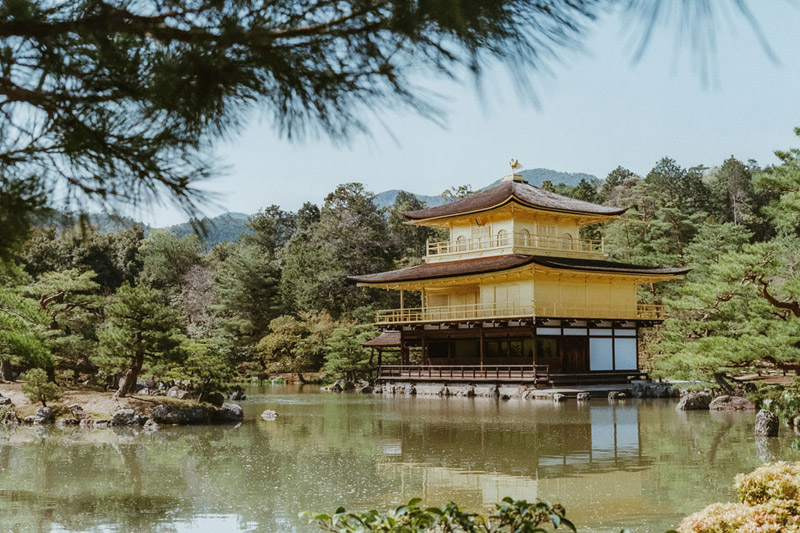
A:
[{"left": 97, "top": 284, "right": 184, "bottom": 397}]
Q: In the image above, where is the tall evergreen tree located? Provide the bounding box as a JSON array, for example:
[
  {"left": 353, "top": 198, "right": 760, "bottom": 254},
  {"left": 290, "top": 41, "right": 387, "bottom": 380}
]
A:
[{"left": 97, "top": 284, "right": 184, "bottom": 397}]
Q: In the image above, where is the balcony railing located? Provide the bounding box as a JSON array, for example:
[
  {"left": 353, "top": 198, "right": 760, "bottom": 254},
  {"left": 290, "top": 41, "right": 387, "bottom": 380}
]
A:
[
  {"left": 426, "top": 231, "right": 603, "bottom": 258},
  {"left": 374, "top": 302, "right": 665, "bottom": 324}
]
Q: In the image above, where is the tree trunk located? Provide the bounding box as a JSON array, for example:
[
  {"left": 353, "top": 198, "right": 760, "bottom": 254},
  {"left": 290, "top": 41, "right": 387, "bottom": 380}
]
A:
[
  {"left": 0, "top": 359, "right": 13, "bottom": 382},
  {"left": 115, "top": 354, "right": 144, "bottom": 399},
  {"left": 713, "top": 372, "right": 735, "bottom": 395},
  {"left": 296, "top": 371, "right": 307, "bottom": 384}
]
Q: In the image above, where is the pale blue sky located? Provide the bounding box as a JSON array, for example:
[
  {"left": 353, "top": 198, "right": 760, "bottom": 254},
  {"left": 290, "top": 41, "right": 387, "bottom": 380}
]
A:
[{"left": 144, "top": 4, "right": 800, "bottom": 226}]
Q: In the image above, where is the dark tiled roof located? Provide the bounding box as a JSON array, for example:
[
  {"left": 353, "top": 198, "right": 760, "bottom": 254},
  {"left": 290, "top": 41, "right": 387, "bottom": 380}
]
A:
[
  {"left": 349, "top": 254, "right": 537, "bottom": 284},
  {"left": 403, "top": 179, "right": 627, "bottom": 220},
  {"left": 530, "top": 256, "right": 691, "bottom": 276},
  {"left": 348, "top": 254, "right": 689, "bottom": 284},
  {"left": 362, "top": 331, "right": 401, "bottom": 347}
]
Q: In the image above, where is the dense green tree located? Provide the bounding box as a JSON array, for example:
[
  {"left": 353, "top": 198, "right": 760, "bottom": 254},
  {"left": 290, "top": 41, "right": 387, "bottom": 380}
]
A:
[
  {"left": 258, "top": 311, "right": 337, "bottom": 382},
  {"left": 282, "top": 183, "right": 391, "bottom": 317},
  {"left": 258, "top": 315, "right": 309, "bottom": 381},
  {"left": 21, "top": 225, "right": 144, "bottom": 290},
  {"left": 138, "top": 231, "right": 204, "bottom": 291},
  {"left": 97, "top": 284, "right": 184, "bottom": 398},
  {"left": 25, "top": 269, "right": 102, "bottom": 379},
  {"left": 570, "top": 178, "right": 599, "bottom": 204},
  {"left": 21, "top": 368, "right": 60, "bottom": 407},
  {"left": 295, "top": 203, "right": 321, "bottom": 232},
  {"left": 243, "top": 206, "right": 296, "bottom": 258},
  {"left": 174, "top": 338, "right": 236, "bottom": 403},
  {"left": 653, "top": 132, "right": 800, "bottom": 386},
  {"left": 322, "top": 324, "right": 378, "bottom": 382},
  {"left": 0, "top": 261, "right": 52, "bottom": 380},
  {"left": 387, "top": 191, "right": 440, "bottom": 263},
  {"left": 756, "top": 127, "right": 800, "bottom": 235},
  {"left": 215, "top": 244, "right": 282, "bottom": 349},
  {"left": 709, "top": 156, "right": 758, "bottom": 226},
  {"left": 598, "top": 166, "right": 639, "bottom": 204}
]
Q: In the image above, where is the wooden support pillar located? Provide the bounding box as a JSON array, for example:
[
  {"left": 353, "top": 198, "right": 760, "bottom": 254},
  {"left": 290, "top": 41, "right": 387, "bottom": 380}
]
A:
[
  {"left": 400, "top": 289, "right": 404, "bottom": 314},
  {"left": 532, "top": 325, "right": 537, "bottom": 369},
  {"left": 421, "top": 328, "right": 428, "bottom": 366},
  {"left": 479, "top": 323, "right": 485, "bottom": 370},
  {"left": 400, "top": 330, "right": 406, "bottom": 369}
]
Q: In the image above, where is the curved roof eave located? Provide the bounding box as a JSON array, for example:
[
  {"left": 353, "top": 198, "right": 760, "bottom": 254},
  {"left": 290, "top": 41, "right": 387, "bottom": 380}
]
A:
[{"left": 402, "top": 180, "right": 628, "bottom": 221}]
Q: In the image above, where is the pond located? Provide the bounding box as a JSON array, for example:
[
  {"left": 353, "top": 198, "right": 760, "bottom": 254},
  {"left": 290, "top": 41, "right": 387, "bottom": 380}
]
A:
[{"left": 0, "top": 385, "right": 798, "bottom": 532}]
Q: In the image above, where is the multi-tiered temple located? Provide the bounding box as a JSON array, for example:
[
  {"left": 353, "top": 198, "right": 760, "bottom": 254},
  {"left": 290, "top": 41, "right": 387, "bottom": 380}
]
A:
[{"left": 350, "top": 170, "right": 689, "bottom": 386}]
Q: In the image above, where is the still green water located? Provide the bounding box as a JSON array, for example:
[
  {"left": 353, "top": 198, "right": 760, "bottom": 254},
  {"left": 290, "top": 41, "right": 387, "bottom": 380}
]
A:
[{"left": 0, "top": 385, "right": 798, "bottom": 532}]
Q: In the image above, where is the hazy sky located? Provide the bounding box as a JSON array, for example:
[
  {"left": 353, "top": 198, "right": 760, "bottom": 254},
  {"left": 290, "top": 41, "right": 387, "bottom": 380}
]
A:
[{"left": 143, "top": 4, "right": 800, "bottom": 226}]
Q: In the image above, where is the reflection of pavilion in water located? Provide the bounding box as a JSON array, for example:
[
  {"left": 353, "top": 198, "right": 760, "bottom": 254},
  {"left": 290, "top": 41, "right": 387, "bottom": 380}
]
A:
[{"left": 376, "top": 405, "right": 665, "bottom": 527}]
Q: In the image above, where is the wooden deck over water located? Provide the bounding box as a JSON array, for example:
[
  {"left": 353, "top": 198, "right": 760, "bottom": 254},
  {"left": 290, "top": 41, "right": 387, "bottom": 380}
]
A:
[{"left": 379, "top": 365, "right": 648, "bottom": 386}]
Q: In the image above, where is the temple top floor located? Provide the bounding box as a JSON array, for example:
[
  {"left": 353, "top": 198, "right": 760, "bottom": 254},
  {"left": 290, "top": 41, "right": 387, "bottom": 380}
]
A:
[{"left": 404, "top": 175, "right": 627, "bottom": 263}]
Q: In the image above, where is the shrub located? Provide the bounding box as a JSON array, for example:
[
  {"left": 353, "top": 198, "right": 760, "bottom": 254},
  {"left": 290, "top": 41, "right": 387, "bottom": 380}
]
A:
[
  {"left": 678, "top": 501, "right": 799, "bottom": 533},
  {"left": 305, "top": 496, "right": 575, "bottom": 532},
  {"left": 21, "top": 368, "right": 60, "bottom": 406},
  {"left": 736, "top": 462, "right": 800, "bottom": 507}
]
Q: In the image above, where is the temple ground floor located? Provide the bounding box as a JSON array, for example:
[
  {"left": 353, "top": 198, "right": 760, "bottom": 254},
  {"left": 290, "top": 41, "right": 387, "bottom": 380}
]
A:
[{"left": 369, "top": 318, "right": 656, "bottom": 387}]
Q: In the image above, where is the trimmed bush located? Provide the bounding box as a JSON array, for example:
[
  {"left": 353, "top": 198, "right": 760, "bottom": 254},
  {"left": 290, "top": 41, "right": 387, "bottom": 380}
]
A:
[
  {"left": 678, "top": 501, "right": 799, "bottom": 533},
  {"left": 736, "top": 462, "right": 800, "bottom": 506}
]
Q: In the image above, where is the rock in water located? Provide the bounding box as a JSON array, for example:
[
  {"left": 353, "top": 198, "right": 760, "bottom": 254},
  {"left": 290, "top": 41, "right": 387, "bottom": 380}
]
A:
[
  {"left": 576, "top": 392, "right": 591, "bottom": 401},
  {"left": 151, "top": 404, "right": 206, "bottom": 425},
  {"left": 709, "top": 395, "right": 755, "bottom": 411},
  {"left": 675, "top": 392, "right": 712, "bottom": 411},
  {"left": 2, "top": 410, "right": 18, "bottom": 425},
  {"left": 143, "top": 419, "right": 160, "bottom": 432},
  {"left": 0, "top": 397, "right": 11, "bottom": 406},
  {"left": 214, "top": 403, "right": 243, "bottom": 422},
  {"left": 261, "top": 409, "right": 279, "bottom": 421},
  {"left": 755, "top": 409, "right": 779, "bottom": 437},
  {"left": 553, "top": 393, "right": 567, "bottom": 402},
  {"left": 34, "top": 406, "right": 54, "bottom": 424},
  {"left": 230, "top": 389, "right": 247, "bottom": 401},
  {"left": 68, "top": 403, "right": 87, "bottom": 420},
  {"left": 111, "top": 409, "right": 140, "bottom": 426}
]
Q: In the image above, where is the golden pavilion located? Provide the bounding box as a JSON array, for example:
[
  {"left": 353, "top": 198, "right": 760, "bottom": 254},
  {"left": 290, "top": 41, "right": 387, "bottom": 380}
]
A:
[{"left": 349, "top": 167, "right": 688, "bottom": 386}]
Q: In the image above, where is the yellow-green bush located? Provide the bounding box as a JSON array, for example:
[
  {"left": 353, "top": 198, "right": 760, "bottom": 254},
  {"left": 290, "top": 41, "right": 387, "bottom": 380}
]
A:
[
  {"left": 736, "top": 462, "right": 800, "bottom": 506},
  {"left": 678, "top": 501, "right": 799, "bottom": 533}
]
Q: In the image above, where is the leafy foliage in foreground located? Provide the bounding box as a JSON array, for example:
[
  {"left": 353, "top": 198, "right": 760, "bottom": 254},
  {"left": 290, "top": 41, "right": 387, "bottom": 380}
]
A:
[{"left": 306, "top": 497, "right": 575, "bottom": 532}]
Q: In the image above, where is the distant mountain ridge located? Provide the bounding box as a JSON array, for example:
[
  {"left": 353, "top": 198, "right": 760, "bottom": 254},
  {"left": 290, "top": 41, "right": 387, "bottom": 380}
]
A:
[
  {"left": 372, "top": 168, "right": 598, "bottom": 208},
  {"left": 57, "top": 167, "right": 598, "bottom": 245}
]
